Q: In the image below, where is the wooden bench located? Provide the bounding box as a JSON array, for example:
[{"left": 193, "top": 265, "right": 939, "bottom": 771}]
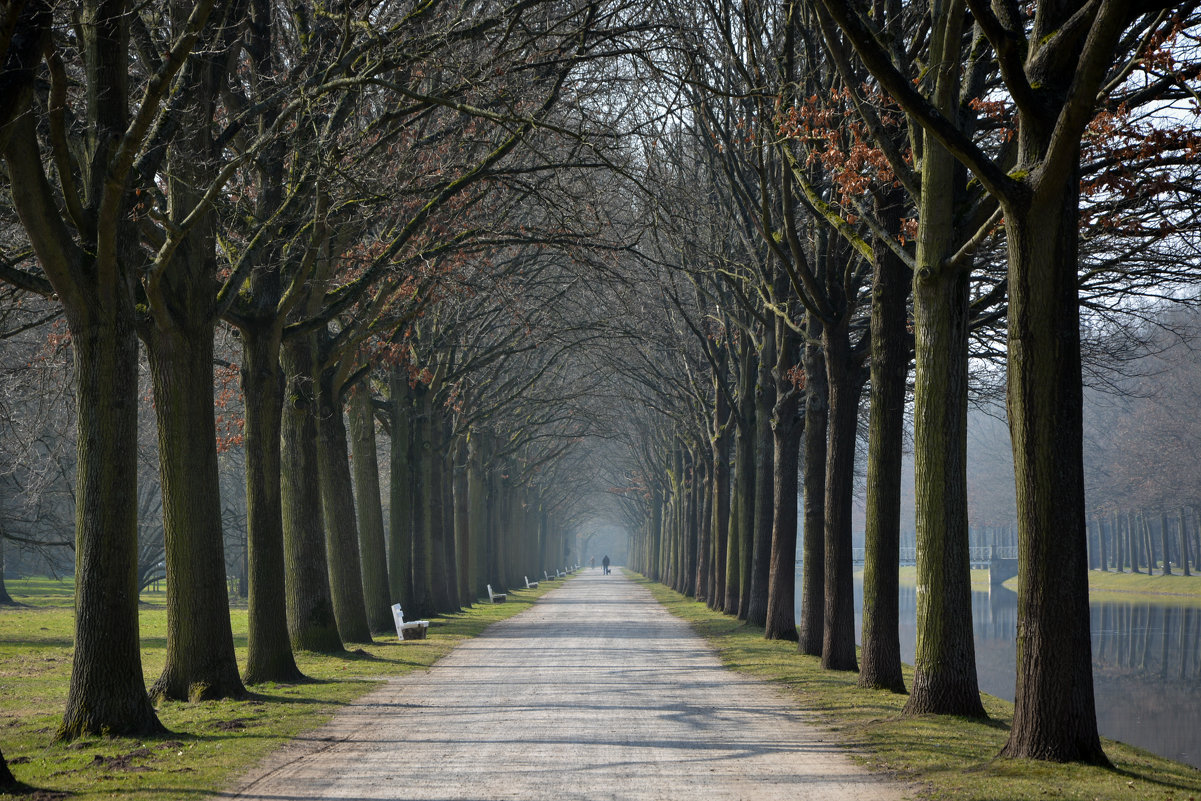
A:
[
  {"left": 391, "top": 603, "right": 429, "bottom": 640},
  {"left": 487, "top": 584, "right": 507, "bottom": 603},
  {"left": 525, "top": 575, "right": 539, "bottom": 589}
]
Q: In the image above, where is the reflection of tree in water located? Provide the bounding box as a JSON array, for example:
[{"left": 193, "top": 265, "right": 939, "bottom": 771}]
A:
[{"left": 1092, "top": 603, "right": 1199, "bottom": 681}]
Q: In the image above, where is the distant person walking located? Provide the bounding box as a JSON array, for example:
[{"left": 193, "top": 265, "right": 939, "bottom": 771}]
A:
[
  {"left": 602, "top": 555, "right": 610, "bottom": 575},
  {"left": 590, "top": 556, "right": 595, "bottom": 569}
]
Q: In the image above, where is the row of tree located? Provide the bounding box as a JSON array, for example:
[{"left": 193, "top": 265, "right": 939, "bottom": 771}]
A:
[{"left": 611, "top": 0, "right": 1201, "bottom": 767}]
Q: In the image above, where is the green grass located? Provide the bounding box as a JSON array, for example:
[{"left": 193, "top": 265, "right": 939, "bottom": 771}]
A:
[
  {"left": 0, "top": 575, "right": 564, "bottom": 800},
  {"left": 632, "top": 573, "right": 1201, "bottom": 801},
  {"left": 1085, "top": 569, "right": 1201, "bottom": 603}
]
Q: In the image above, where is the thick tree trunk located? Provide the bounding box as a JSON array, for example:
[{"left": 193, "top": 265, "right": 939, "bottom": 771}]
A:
[
  {"left": 60, "top": 310, "right": 164, "bottom": 738},
  {"left": 0, "top": 746, "right": 13, "bottom": 790},
  {"left": 859, "top": 189, "right": 909, "bottom": 692},
  {"left": 797, "top": 322, "right": 827, "bottom": 657},
  {"left": 0, "top": 534, "right": 14, "bottom": 606},
  {"left": 146, "top": 327, "right": 245, "bottom": 702},
  {"left": 430, "top": 440, "right": 457, "bottom": 612},
  {"left": 239, "top": 325, "right": 303, "bottom": 683},
  {"left": 348, "top": 384, "right": 393, "bottom": 634},
  {"left": 682, "top": 451, "right": 698, "bottom": 597},
  {"left": 453, "top": 439, "right": 473, "bottom": 607},
  {"left": 765, "top": 320, "right": 803, "bottom": 641},
  {"left": 280, "top": 335, "right": 342, "bottom": 652},
  {"left": 747, "top": 327, "right": 777, "bottom": 627},
  {"left": 467, "top": 432, "right": 489, "bottom": 598},
  {"left": 387, "top": 369, "right": 415, "bottom": 606},
  {"left": 315, "top": 369, "right": 372, "bottom": 643},
  {"left": 999, "top": 173, "right": 1106, "bottom": 764},
  {"left": 820, "top": 318, "right": 861, "bottom": 672}
]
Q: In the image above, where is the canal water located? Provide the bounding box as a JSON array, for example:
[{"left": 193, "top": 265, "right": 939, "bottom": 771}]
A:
[{"left": 796, "top": 569, "right": 1201, "bottom": 769}]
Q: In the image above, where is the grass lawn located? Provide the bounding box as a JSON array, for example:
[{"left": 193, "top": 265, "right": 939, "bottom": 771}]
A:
[
  {"left": 0, "top": 575, "right": 564, "bottom": 800},
  {"left": 633, "top": 573, "right": 1201, "bottom": 801},
  {"left": 893, "top": 565, "right": 1201, "bottom": 605}
]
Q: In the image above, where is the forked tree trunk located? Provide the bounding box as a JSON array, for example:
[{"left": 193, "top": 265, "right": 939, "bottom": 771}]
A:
[
  {"left": 820, "top": 317, "right": 861, "bottom": 672},
  {"left": 797, "top": 322, "right": 827, "bottom": 657},
  {"left": 859, "top": 188, "right": 909, "bottom": 692},
  {"left": 239, "top": 324, "right": 303, "bottom": 683},
  {"left": 146, "top": 326, "right": 245, "bottom": 702},
  {"left": 348, "top": 384, "right": 393, "bottom": 633},
  {"left": 280, "top": 335, "right": 342, "bottom": 652},
  {"left": 315, "top": 369, "right": 372, "bottom": 643}
]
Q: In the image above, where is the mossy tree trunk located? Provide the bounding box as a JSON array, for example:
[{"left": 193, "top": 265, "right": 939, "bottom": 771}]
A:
[
  {"left": 348, "top": 383, "right": 392, "bottom": 633},
  {"left": 280, "top": 334, "right": 342, "bottom": 652}
]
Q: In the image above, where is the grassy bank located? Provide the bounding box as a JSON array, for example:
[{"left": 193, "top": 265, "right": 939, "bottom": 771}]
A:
[
  {"left": 0, "top": 575, "right": 561, "bottom": 800},
  {"left": 892, "top": 565, "right": 1201, "bottom": 604},
  {"left": 634, "top": 574, "right": 1201, "bottom": 801}
]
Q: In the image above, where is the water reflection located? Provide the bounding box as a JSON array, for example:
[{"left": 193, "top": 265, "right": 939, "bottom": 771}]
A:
[{"left": 797, "top": 569, "right": 1201, "bottom": 769}]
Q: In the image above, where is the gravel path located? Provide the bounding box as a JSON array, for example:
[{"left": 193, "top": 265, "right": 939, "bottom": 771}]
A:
[{"left": 221, "top": 570, "right": 909, "bottom": 801}]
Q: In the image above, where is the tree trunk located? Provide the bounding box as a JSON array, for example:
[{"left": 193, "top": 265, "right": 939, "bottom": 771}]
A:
[
  {"left": 0, "top": 534, "right": 14, "bottom": 606},
  {"left": 765, "top": 319, "right": 803, "bottom": 641},
  {"left": 1160, "top": 511, "right": 1173, "bottom": 576},
  {"left": 1097, "top": 514, "right": 1108, "bottom": 572},
  {"left": 820, "top": 316, "right": 861, "bottom": 672},
  {"left": 348, "top": 383, "right": 393, "bottom": 634},
  {"left": 315, "top": 368, "right": 372, "bottom": 643},
  {"left": 999, "top": 171, "right": 1106, "bottom": 764},
  {"left": 695, "top": 457, "right": 712, "bottom": 603},
  {"left": 60, "top": 309, "right": 164, "bottom": 738},
  {"left": 711, "top": 386, "right": 731, "bottom": 611},
  {"left": 453, "top": 439, "right": 473, "bottom": 607},
  {"left": 1180, "top": 508, "right": 1191, "bottom": 577},
  {"left": 239, "top": 324, "right": 303, "bottom": 683},
  {"left": 797, "top": 320, "right": 827, "bottom": 657},
  {"left": 280, "top": 334, "right": 342, "bottom": 652},
  {"left": 859, "top": 188, "right": 910, "bottom": 693},
  {"left": 146, "top": 326, "right": 245, "bottom": 702},
  {"left": 388, "top": 368, "right": 415, "bottom": 606},
  {"left": 747, "top": 325, "right": 777, "bottom": 628},
  {"left": 467, "top": 432, "right": 489, "bottom": 599},
  {"left": 409, "top": 384, "right": 437, "bottom": 618}
]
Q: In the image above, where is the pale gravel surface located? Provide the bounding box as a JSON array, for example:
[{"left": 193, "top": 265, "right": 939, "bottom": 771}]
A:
[{"left": 220, "top": 570, "right": 910, "bottom": 801}]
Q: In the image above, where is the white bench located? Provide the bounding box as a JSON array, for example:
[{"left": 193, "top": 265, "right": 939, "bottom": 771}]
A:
[
  {"left": 487, "top": 584, "right": 507, "bottom": 603},
  {"left": 544, "top": 570, "right": 551, "bottom": 581},
  {"left": 391, "top": 603, "right": 429, "bottom": 640},
  {"left": 525, "top": 575, "right": 539, "bottom": 589}
]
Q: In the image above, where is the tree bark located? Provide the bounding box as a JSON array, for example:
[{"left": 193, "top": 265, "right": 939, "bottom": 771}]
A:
[
  {"left": 859, "top": 188, "right": 910, "bottom": 692},
  {"left": 387, "top": 368, "right": 415, "bottom": 606},
  {"left": 765, "top": 318, "right": 802, "bottom": 641},
  {"left": 711, "top": 384, "right": 731, "bottom": 611},
  {"left": 146, "top": 326, "right": 245, "bottom": 701},
  {"left": 820, "top": 316, "right": 861, "bottom": 672},
  {"left": 315, "top": 367, "right": 372, "bottom": 643},
  {"left": 239, "top": 323, "right": 303, "bottom": 682},
  {"left": 280, "top": 334, "right": 342, "bottom": 652},
  {"left": 1000, "top": 169, "right": 1106, "bottom": 764},
  {"left": 797, "top": 319, "right": 827, "bottom": 656},
  {"left": 348, "top": 383, "right": 393, "bottom": 633},
  {"left": 747, "top": 325, "right": 777, "bottom": 627},
  {"left": 409, "top": 383, "right": 437, "bottom": 617}
]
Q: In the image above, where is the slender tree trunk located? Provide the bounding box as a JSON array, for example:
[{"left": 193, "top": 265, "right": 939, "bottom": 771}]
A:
[
  {"left": 711, "top": 387, "right": 731, "bottom": 611},
  {"left": 315, "top": 369, "right": 372, "bottom": 643},
  {"left": 239, "top": 324, "right": 303, "bottom": 682},
  {"left": 797, "top": 321, "right": 827, "bottom": 656},
  {"left": 821, "top": 317, "right": 862, "bottom": 672},
  {"left": 388, "top": 369, "right": 414, "bottom": 606},
  {"left": 695, "top": 458, "right": 712, "bottom": 603},
  {"left": 409, "top": 384, "right": 436, "bottom": 618},
  {"left": 1097, "top": 514, "right": 1109, "bottom": 572},
  {"left": 348, "top": 383, "right": 392, "bottom": 634},
  {"left": 146, "top": 327, "right": 245, "bottom": 701},
  {"left": 765, "top": 320, "right": 803, "bottom": 641},
  {"left": 859, "top": 188, "right": 910, "bottom": 692},
  {"left": 280, "top": 334, "right": 342, "bottom": 652},
  {"left": 467, "top": 432, "right": 489, "bottom": 599},
  {"left": 1180, "top": 508, "right": 1191, "bottom": 577},
  {"left": 1160, "top": 511, "right": 1173, "bottom": 576},
  {"left": 747, "top": 326, "right": 777, "bottom": 627},
  {"left": 453, "top": 439, "right": 473, "bottom": 607}
]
